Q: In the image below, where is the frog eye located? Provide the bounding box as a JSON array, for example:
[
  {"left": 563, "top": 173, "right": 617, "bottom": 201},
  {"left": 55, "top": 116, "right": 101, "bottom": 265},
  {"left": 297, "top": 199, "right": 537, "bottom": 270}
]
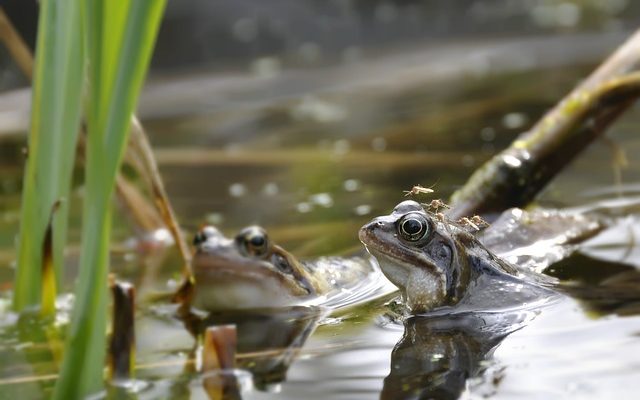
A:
[
  {"left": 236, "top": 226, "right": 270, "bottom": 257},
  {"left": 193, "top": 226, "right": 219, "bottom": 246},
  {"left": 398, "top": 213, "right": 429, "bottom": 242}
]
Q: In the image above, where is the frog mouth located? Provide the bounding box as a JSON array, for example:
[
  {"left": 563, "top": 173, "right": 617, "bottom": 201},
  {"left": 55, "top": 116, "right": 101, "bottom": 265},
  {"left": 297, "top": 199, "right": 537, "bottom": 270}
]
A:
[
  {"left": 192, "top": 253, "right": 309, "bottom": 297},
  {"left": 359, "top": 220, "right": 448, "bottom": 312}
]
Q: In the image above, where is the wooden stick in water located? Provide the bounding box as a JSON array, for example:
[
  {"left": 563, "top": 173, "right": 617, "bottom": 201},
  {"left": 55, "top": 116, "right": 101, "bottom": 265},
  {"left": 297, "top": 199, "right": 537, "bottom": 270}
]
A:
[
  {"left": 202, "top": 325, "right": 239, "bottom": 400},
  {"left": 449, "top": 29, "right": 640, "bottom": 219},
  {"left": 108, "top": 278, "right": 136, "bottom": 381}
]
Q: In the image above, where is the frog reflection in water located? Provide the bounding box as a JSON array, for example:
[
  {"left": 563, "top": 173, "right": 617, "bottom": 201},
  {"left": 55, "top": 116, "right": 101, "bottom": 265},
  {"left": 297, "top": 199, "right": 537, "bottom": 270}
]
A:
[
  {"left": 381, "top": 311, "right": 533, "bottom": 400},
  {"left": 190, "top": 225, "right": 378, "bottom": 310},
  {"left": 359, "top": 200, "right": 600, "bottom": 314}
]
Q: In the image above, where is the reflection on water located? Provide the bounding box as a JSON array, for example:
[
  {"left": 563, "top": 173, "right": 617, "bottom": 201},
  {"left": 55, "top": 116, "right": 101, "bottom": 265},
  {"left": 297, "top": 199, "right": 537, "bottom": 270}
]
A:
[
  {"left": 3, "top": 29, "right": 640, "bottom": 400},
  {"left": 381, "top": 310, "right": 536, "bottom": 400},
  {"left": 185, "top": 306, "right": 325, "bottom": 390}
]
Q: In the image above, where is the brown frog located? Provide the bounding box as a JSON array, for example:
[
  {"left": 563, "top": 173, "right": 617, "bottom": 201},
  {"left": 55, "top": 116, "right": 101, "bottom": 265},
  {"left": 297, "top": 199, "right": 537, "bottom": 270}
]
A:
[
  {"left": 358, "top": 200, "right": 565, "bottom": 314},
  {"left": 190, "top": 225, "right": 378, "bottom": 310}
]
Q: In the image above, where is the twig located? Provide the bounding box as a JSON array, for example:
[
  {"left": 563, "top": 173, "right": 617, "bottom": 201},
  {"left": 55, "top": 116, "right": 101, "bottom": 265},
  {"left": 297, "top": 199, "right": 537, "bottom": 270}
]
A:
[
  {"left": 115, "top": 174, "right": 166, "bottom": 232},
  {"left": 128, "top": 118, "right": 192, "bottom": 277},
  {"left": 0, "top": 8, "right": 33, "bottom": 79},
  {"left": 448, "top": 29, "right": 640, "bottom": 218}
]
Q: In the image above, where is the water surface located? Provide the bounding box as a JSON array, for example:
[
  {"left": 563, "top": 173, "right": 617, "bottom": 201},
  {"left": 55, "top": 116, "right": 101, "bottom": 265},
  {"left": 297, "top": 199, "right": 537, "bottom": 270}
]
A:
[{"left": 2, "top": 33, "right": 640, "bottom": 399}]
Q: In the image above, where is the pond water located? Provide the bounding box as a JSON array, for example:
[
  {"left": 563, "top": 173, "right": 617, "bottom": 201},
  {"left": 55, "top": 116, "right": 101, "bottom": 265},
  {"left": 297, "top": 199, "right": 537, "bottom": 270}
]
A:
[{"left": 2, "top": 33, "right": 640, "bottom": 399}]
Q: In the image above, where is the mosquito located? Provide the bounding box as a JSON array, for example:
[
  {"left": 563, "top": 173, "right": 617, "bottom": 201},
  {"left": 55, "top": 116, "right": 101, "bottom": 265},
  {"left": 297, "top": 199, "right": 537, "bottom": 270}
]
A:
[
  {"left": 403, "top": 184, "right": 435, "bottom": 197},
  {"left": 458, "top": 215, "right": 489, "bottom": 231},
  {"left": 422, "top": 199, "right": 450, "bottom": 213}
]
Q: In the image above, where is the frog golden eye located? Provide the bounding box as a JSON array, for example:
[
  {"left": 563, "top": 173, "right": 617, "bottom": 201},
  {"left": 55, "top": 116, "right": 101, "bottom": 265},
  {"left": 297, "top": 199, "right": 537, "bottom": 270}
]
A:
[
  {"left": 236, "top": 226, "right": 270, "bottom": 257},
  {"left": 398, "top": 213, "right": 429, "bottom": 242}
]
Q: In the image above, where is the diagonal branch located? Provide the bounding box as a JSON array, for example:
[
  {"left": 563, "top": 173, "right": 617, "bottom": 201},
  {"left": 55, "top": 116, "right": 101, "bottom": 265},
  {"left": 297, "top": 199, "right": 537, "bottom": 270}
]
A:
[{"left": 449, "top": 29, "right": 640, "bottom": 219}]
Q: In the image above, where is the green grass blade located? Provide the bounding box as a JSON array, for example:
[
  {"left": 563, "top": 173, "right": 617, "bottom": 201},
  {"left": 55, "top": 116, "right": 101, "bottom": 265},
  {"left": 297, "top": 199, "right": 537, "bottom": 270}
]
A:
[
  {"left": 52, "top": 1, "right": 166, "bottom": 397},
  {"left": 13, "top": 0, "right": 84, "bottom": 312}
]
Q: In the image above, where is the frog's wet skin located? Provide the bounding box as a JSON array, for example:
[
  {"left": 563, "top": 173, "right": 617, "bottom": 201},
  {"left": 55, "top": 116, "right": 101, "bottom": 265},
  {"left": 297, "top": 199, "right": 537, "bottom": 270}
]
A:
[
  {"left": 191, "top": 225, "right": 379, "bottom": 310},
  {"left": 359, "top": 200, "right": 602, "bottom": 314}
]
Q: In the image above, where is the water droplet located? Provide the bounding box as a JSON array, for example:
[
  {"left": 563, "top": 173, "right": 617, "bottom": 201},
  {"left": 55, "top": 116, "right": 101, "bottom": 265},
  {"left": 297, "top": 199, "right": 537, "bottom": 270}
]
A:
[
  {"left": 206, "top": 212, "right": 224, "bottom": 225},
  {"left": 251, "top": 57, "right": 281, "bottom": 79},
  {"left": 371, "top": 137, "right": 387, "bottom": 152},
  {"left": 461, "top": 154, "right": 475, "bottom": 167},
  {"left": 502, "top": 112, "right": 528, "bottom": 129},
  {"left": 375, "top": 2, "right": 398, "bottom": 23},
  {"left": 296, "top": 202, "right": 312, "bottom": 213},
  {"left": 310, "top": 193, "right": 333, "bottom": 208},
  {"left": 342, "top": 46, "right": 362, "bottom": 64},
  {"left": 355, "top": 204, "right": 372, "bottom": 216},
  {"left": 299, "top": 42, "right": 322, "bottom": 63},
  {"left": 232, "top": 18, "right": 258, "bottom": 43},
  {"left": 502, "top": 155, "right": 522, "bottom": 168},
  {"left": 333, "top": 139, "right": 350, "bottom": 156},
  {"left": 229, "top": 183, "right": 247, "bottom": 197},
  {"left": 480, "top": 127, "right": 496, "bottom": 141},
  {"left": 292, "top": 96, "right": 346, "bottom": 123},
  {"left": 343, "top": 179, "right": 361, "bottom": 192},
  {"left": 263, "top": 182, "right": 279, "bottom": 196}
]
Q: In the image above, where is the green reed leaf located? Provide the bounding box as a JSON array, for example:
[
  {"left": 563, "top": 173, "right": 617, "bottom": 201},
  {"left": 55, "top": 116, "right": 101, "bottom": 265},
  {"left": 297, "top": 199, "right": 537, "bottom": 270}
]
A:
[
  {"left": 52, "top": 1, "right": 166, "bottom": 398},
  {"left": 13, "top": 0, "right": 84, "bottom": 312}
]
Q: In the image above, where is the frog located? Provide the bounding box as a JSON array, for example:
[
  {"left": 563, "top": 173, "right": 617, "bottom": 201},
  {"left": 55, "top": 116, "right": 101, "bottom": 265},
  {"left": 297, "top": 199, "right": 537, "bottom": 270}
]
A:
[
  {"left": 358, "top": 200, "right": 603, "bottom": 314},
  {"left": 189, "top": 225, "right": 381, "bottom": 311}
]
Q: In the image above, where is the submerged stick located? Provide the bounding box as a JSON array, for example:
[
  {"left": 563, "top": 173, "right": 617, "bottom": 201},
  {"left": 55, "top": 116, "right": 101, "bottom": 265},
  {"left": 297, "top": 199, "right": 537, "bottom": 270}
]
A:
[
  {"left": 202, "top": 325, "right": 239, "bottom": 400},
  {"left": 108, "top": 278, "right": 136, "bottom": 381},
  {"left": 449, "top": 29, "right": 640, "bottom": 219}
]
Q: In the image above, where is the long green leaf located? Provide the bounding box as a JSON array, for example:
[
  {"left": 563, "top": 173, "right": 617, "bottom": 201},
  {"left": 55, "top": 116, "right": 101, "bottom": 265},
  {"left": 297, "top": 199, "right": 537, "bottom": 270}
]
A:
[
  {"left": 13, "top": 0, "right": 84, "bottom": 312},
  {"left": 52, "top": 1, "right": 166, "bottom": 398}
]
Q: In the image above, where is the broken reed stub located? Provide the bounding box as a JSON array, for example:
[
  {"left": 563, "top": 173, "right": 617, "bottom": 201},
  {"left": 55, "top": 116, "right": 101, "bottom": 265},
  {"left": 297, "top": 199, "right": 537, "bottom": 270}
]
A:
[
  {"left": 202, "top": 324, "right": 239, "bottom": 399},
  {"left": 108, "top": 278, "right": 136, "bottom": 381}
]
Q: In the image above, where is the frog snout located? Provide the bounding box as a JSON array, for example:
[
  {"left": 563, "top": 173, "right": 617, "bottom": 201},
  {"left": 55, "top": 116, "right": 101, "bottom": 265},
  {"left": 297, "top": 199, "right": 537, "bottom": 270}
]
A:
[{"left": 358, "top": 218, "right": 385, "bottom": 243}]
